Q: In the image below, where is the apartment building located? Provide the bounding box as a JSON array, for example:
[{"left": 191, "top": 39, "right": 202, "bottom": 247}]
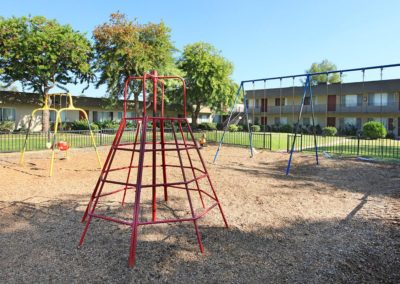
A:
[
  {"left": 245, "top": 79, "right": 400, "bottom": 136},
  {"left": 0, "top": 91, "right": 213, "bottom": 131}
]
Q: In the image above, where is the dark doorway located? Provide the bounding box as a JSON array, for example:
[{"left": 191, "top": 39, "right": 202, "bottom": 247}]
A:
[
  {"left": 327, "top": 95, "right": 336, "bottom": 111},
  {"left": 327, "top": 117, "right": 336, "bottom": 127}
]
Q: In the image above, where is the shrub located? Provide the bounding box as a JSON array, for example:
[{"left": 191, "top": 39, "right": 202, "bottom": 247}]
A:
[
  {"left": 237, "top": 124, "right": 244, "bottom": 131},
  {"left": 322, "top": 126, "right": 337, "bottom": 136},
  {"left": 216, "top": 122, "right": 224, "bottom": 130},
  {"left": 270, "top": 124, "right": 280, "bottom": 132},
  {"left": 228, "top": 124, "right": 238, "bottom": 132},
  {"left": 386, "top": 132, "right": 395, "bottom": 139},
  {"left": 315, "top": 124, "right": 322, "bottom": 135},
  {"left": 363, "top": 121, "right": 387, "bottom": 139},
  {"left": 340, "top": 123, "right": 358, "bottom": 136},
  {"left": 279, "top": 124, "right": 293, "bottom": 133},
  {"left": 96, "top": 120, "right": 119, "bottom": 129},
  {"left": 71, "top": 120, "right": 99, "bottom": 131},
  {"left": 198, "top": 122, "right": 217, "bottom": 131},
  {"left": 260, "top": 125, "right": 270, "bottom": 132},
  {"left": 251, "top": 125, "right": 261, "bottom": 132},
  {"left": 0, "top": 121, "right": 14, "bottom": 132}
]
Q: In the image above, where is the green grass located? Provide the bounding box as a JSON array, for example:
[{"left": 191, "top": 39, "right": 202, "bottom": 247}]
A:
[{"left": 1, "top": 130, "right": 399, "bottom": 159}]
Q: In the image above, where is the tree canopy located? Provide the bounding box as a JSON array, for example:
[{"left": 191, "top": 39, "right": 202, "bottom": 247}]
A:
[
  {"left": 177, "top": 42, "right": 237, "bottom": 125},
  {"left": 306, "top": 59, "right": 341, "bottom": 85},
  {"left": 0, "top": 16, "right": 93, "bottom": 131},
  {"left": 93, "top": 13, "right": 177, "bottom": 114},
  {"left": 0, "top": 16, "right": 93, "bottom": 94}
]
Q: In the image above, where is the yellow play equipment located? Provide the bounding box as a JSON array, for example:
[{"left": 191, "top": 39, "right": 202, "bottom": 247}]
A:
[{"left": 19, "top": 92, "right": 102, "bottom": 176}]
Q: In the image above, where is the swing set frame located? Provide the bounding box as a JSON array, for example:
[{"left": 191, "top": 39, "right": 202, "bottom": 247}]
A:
[
  {"left": 213, "top": 63, "right": 400, "bottom": 174},
  {"left": 19, "top": 92, "right": 102, "bottom": 176}
]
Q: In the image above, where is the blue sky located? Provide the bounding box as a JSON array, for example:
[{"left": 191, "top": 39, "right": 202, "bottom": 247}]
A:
[{"left": 2, "top": 0, "right": 400, "bottom": 95}]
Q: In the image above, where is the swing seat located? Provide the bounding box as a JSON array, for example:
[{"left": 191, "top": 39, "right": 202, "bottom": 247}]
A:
[{"left": 57, "top": 141, "right": 69, "bottom": 151}]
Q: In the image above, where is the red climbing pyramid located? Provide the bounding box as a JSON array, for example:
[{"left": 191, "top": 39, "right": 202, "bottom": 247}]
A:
[{"left": 79, "top": 71, "right": 228, "bottom": 267}]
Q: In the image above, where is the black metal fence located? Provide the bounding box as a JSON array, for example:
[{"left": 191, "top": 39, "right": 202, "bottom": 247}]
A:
[
  {"left": 287, "top": 133, "right": 400, "bottom": 159},
  {"left": 4, "top": 129, "right": 397, "bottom": 159},
  {"left": 0, "top": 129, "right": 273, "bottom": 153}
]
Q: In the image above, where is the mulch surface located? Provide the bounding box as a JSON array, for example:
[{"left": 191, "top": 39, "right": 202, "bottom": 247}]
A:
[{"left": 0, "top": 145, "right": 399, "bottom": 283}]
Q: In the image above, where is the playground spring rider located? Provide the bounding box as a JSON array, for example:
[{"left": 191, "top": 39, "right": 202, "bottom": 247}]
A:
[
  {"left": 79, "top": 71, "right": 228, "bottom": 267},
  {"left": 19, "top": 93, "right": 102, "bottom": 176}
]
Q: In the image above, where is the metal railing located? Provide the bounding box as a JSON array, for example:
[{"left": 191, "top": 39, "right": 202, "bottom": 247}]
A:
[
  {"left": 248, "top": 103, "right": 400, "bottom": 114},
  {"left": 0, "top": 129, "right": 273, "bottom": 153},
  {"left": 2, "top": 129, "right": 398, "bottom": 159},
  {"left": 287, "top": 133, "right": 400, "bottom": 159}
]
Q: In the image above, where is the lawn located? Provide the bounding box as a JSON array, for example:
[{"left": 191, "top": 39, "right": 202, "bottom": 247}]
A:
[{"left": 1, "top": 130, "right": 399, "bottom": 159}]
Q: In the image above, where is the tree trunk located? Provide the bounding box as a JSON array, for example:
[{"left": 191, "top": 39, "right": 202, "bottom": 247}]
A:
[
  {"left": 191, "top": 104, "right": 201, "bottom": 127},
  {"left": 41, "top": 83, "right": 54, "bottom": 133},
  {"left": 42, "top": 89, "right": 50, "bottom": 133},
  {"left": 134, "top": 92, "right": 140, "bottom": 117}
]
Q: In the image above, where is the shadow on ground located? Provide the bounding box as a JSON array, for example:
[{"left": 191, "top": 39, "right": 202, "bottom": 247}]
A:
[
  {"left": 0, "top": 198, "right": 399, "bottom": 283},
  {"left": 217, "top": 153, "right": 400, "bottom": 199}
]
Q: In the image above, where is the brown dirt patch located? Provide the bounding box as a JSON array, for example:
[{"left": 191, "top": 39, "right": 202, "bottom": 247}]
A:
[{"left": 0, "top": 145, "right": 399, "bottom": 283}]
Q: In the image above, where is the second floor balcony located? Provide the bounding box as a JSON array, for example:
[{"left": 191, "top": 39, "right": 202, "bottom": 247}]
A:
[{"left": 247, "top": 103, "right": 400, "bottom": 114}]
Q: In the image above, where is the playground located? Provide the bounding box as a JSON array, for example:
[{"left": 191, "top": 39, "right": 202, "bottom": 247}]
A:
[{"left": 1, "top": 145, "right": 399, "bottom": 282}]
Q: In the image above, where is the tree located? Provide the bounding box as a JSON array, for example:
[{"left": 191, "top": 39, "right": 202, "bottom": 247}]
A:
[
  {"left": 306, "top": 59, "right": 341, "bottom": 85},
  {"left": 0, "top": 16, "right": 93, "bottom": 132},
  {"left": 93, "top": 13, "right": 176, "bottom": 115},
  {"left": 177, "top": 42, "right": 237, "bottom": 126}
]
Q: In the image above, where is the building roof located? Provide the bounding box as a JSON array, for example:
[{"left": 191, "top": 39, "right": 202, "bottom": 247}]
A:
[
  {"left": 0, "top": 91, "right": 129, "bottom": 109},
  {"left": 0, "top": 91, "right": 212, "bottom": 114},
  {"left": 247, "top": 79, "right": 400, "bottom": 98}
]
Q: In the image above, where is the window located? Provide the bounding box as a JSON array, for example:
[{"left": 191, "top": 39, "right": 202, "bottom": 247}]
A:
[
  {"left": 93, "top": 111, "right": 113, "bottom": 122},
  {"left": 344, "top": 95, "right": 357, "bottom": 107},
  {"left": 255, "top": 99, "right": 259, "bottom": 108},
  {"left": 303, "top": 117, "right": 310, "bottom": 126},
  {"left": 368, "top": 93, "right": 391, "bottom": 106},
  {"left": 344, "top": 117, "right": 356, "bottom": 126},
  {"left": 304, "top": 97, "right": 310, "bottom": 105},
  {"left": 275, "top": 117, "right": 287, "bottom": 125},
  {"left": 1, "top": 108, "right": 16, "bottom": 121},
  {"left": 199, "top": 114, "right": 209, "bottom": 123},
  {"left": 117, "top": 112, "right": 123, "bottom": 121},
  {"left": 275, "top": 98, "right": 286, "bottom": 106},
  {"left": 49, "top": 111, "right": 65, "bottom": 122}
]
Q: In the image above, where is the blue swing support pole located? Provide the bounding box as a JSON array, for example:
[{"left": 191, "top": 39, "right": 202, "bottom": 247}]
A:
[
  {"left": 285, "top": 75, "right": 319, "bottom": 175},
  {"left": 213, "top": 83, "right": 254, "bottom": 163}
]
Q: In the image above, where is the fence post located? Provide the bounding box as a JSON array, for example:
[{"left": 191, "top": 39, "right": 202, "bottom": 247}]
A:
[
  {"left": 287, "top": 134, "right": 290, "bottom": 152},
  {"left": 300, "top": 134, "right": 303, "bottom": 152},
  {"left": 263, "top": 133, "right": 266, "bottom": 149},
  {"left": 100, "top": 129, "right": 103, "bottom": 146},
  {"left": 357, "top": 135, "right": 360, "bottom": 156}
]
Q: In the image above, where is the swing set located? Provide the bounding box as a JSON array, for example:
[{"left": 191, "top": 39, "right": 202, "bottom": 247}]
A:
[
  {"left": 213, "top": 63, "right": 400, "bottom": 174},
  {"left": 19, "top": 92, "right": 102, "bottom": 176}
]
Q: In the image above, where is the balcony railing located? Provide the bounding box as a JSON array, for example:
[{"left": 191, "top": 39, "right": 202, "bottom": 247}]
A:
[{"left": 247, "top": 103, "right": 400, "bottom": 114}]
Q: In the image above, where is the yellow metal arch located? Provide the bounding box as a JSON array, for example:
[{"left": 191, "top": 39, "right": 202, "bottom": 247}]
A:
[{"left": 20, "top": 93, "right": 102, "bottom": 176}]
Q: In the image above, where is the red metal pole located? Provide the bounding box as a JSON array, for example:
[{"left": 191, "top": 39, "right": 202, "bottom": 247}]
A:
[
  {"left": 185, "top": 120, "right": 229, "bottom": 228},
  {"left": 81, "top": 118, "right": 127, "bottom": 222},
  {"left": 128, "top": 116, "right": 148, "bottom": 267},
  {"left": 80, "top": 118, "right": 128, "bottom": 245},
  {"left": 160, "top": 80, "right": 168, "bottom": 201},
  {"left": 151, "top": 70, "right": 158, "bottom": 222},
  {"left": 121, "top": 120, "right": 142, "bottom": 207},
  {"left": 170, "top": 119, "right": 204, "bottom": 254},
  {"left": 177, "top": 121, "right": 205, "bottom": 208}
]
